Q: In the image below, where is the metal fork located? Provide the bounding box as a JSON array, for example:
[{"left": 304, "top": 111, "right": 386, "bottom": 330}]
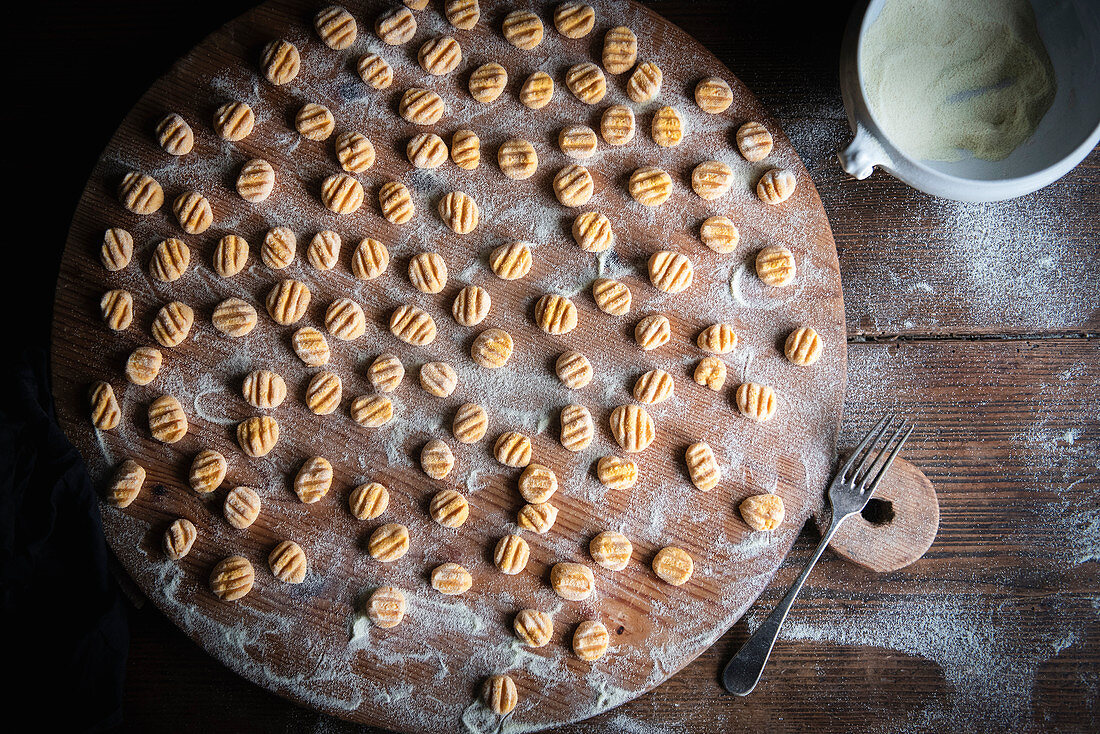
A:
[{"left": 722, "top": 414, "right": 915, "bottom": 695}]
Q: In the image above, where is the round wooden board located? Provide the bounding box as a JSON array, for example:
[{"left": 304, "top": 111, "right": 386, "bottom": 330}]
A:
[{"left": 50, "top": 1, "right": 846, "bottom": 731}]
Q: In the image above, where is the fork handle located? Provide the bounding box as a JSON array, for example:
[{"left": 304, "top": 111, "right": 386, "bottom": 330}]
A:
[{"left": 722, "top": 514, "right": 849, "bottom": 696}]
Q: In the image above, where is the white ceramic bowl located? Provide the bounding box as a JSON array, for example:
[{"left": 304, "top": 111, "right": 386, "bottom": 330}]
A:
[{"left": 838, "top": 0, "right": 1100, "bottom": 202}]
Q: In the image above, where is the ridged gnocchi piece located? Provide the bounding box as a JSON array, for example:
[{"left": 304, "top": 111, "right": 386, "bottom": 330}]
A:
[
  {"left": 756, "top": 168, "right": 797, "bottom": 205},
  {"left": 351, "top": 237, "right": 389, "bottom": 280},
  {"left": 100, "top": 228, "right": 133, "bottom": 271},
  {"left": 559, "top": 404, "right": 593, "bottom": 451},
  {"left": 518, "top": 502, "right": 558, "bottom": 533},
  {"left": 737, "top": 121, "right": 774, "bottom": 161},
  {"left": 237, "top": 415, "right": 279, "bottom": 457},
  {"left": 189, "top": 449, "right": 227, "bottom": 494},
  {"left": 307, "top": 230, "right": 341, "bottom": 270},
  {"left": 418, "top": 35, "right": 462, "bottom": 75},
  {"left": 409, "top": 252, "right": 448, "bottom": 292},
  {"left": 294, "top": 456, "right": 333, "bottom": 503},
  {"left": 213, "top": 101, "right": 254, "bottom": 141},
  {"left": 163, "top": 518, "right": 197, "bottom": 560},
  {"left": 592, "top": 278, "right": 631, "bottom": 315},
  {"left": 651, "top": 106, "right": 684, "bottom": 147},
  {"left": 629, "top": 167, "right": 672, "bottom": 206},
  {"left": 554, "top": 2, "right": 594, "bottom": 38},
  {"left": 694, "top": 356, "right": 726, "bottom": 391},
  {"left": 151, "top": 301, "right": 194, "bottom": 347},
  {"left": 566, "top": 62, "right": 606, "bottom": 103},
  {"left": 589, "top": 531, "right": 632, "bottom": 570},
  {"left": 261, "top": 227, "right": 296, "bottom": 269},
  {"left": 785, "top": 327, "right": 823, "bottom": 365},
  {"left": 315, "top": 5, "right": 357, "bottom": 49},
  {"left": 325, "top": 298, "right": 366, "bottom": 341},
  {"left": 452, "top": 285, "right": 491, "bottom": 326},
  {"left": 451, "top": 130, "right": 480, "bottom": 169},
  {"left": 213, "top": 234, "right": 249, "bottom": 276},
  {"left": 439, "top": 191, "right": 479, "bottom": 234},
  {"left": 519, "top": 463, "right": 557, "bottom": 503},
  {"left": 421, "top": 439, "right": 455, "bottom": 480},
  {"left": 503, "top": 10, "right": 543, "bottom": 49},
  {"left": 700, "top": 216, "right": 740, "bottom": 253},
  {"left": 559, "top": 125, "right": 598, "bottom": 159},
  {"left": 148, "top": 395, "right": 187, "bottom": 443},
  {"left": 555, "top": 351, "right": 592, "bottom": 388},
  {"left": 627, "top": 61, "right": 662, "bottom": 103},
  {"left": 471, "top": 328, "right": 513, "bottom": 368},
  {"left": 349, "top": 481, "right": 389, "bottom": 520},
  {"left": 692, "top": 160, "right": 734, "bottom": 200},
  {"left": 573, "top": 620, "right": 609, "bottom": 661},
  {"left": 260, "top": 39, "right": 300, "bottom": 85},
  {"left": 634, "top": 314, "right": 670, "bottom": 350},
  {"left": 210, "top": 556, "right": 254, "bottom": 601},
  {"left": 375, "top": 6, "right": 416, "bottom": 44},
  {"left": 633, "top": 369, "right": 674, "bottom": 404},
  {"left": 399, "top": 87, "right": 444, "bottom": 124},
  {"left": 494, "top": 431, "right": 532, "bottom": 468},
  {"left": 420, "top": 361, "right": 458, "bottom": 397},
  {"left": 695, "top": 76, "right": 733, "bottom": 113},
  {"left": 336, "top": 131, "right": 376, "bottom": 172},
  {"left": 368, "top": 523, "right": 410, "bottom": 562},
  {"left": 490, "top": 241, "right": 532, "bottom": 280},
  {"left": 173, "top": 191, "right": 213, "bottom": 234},
  {"left": 367, "top": 586, "right": 406, "bottom": 628},
  {"left": 602, "top": 26, "right": 637, "bottom": 74},
  {"left": 513, "top": 609, "right": 553, "bottom": 647},
  {"left": 389, "top": 304, "right": 436, "bottom": 345},
  {"left": 368, "top": 353, "right": 403, "bottom": 393},
  {"left": 740, "top": 493, "right": 785, "bottom": 531},
  {"left": 452, "top": 403, "right": 488, "bottom": 443},
  {"left": 155, "top": 113, "right": 193, "bottom": 156},
  {"left": 553, "top": 165, "right": 594, "bottom": 207},
  {"left": 431, "top": 563, "right": 473, "bottom": 595},
  {"left": 106, "top": 459, "right": 144, "bottom": 507},
  {"left": 686, "top": 441, "right": 720, "bottom": 491},
  {"left": 404, "top": 0, "right": 428, "bottom": 9},
  {"left": 469, "top": 62, "right": 507, "bottom": 103},
  {"left": 149, "top": 238, "right": 190, "bottom": 282},
  {"left": 736, "top": 382, "right": 778, "bottom": 422},
  {"left": 266, "top": 279, "right": 311, "bottom": 325},
  {"left": 242, "top": 369, "right": 286, "bottom": 408},
  {"left": 321, "top": 173, "right": 364, "bottom": 214},
  {"left": 535, "top": 294, "right": 578, "bottom": 334},
  {"left": 600, "top": 104, "right": 635, "bottom": 146},
  {"left": 237, "top": 158, "right": 276, "bottom": 202},
  {"left": 649, "top": 250, "right": 694, "bottom": 294},
  {"left": 125, "top": 346, "right": 162, "bottom": 386},
  {"left": 224, "top": 486, "right": 261, "bottom": 528},
  {"left": 296, "top": 103, "right": 335, "bottom": 141},
  {"left": 430, "top": 488, "right": 469, "bottom": 528},
  {"left": 494, "top": 534, "right": 530, "bottom": 574},
  {"left": 550, "top": 562, "right": 594, "bottom": 601},
  {"left": 352, "top": 394, "right": 394, "bottom": 428},
  {"left": 379, "top": 181, "right": 415, "bottom": 224},
  {"left": 609, "top": 404, "right": 655, "bottom": 453},
  {"left": 652, "top": 546, "right": 693, "bottom": 585},
  {"left": 445, "top": 0, "right": 479, "bottom": 29},
  {"left": 572, "top": 211, "right": 613, "bottom": 252},
  {"left": 293, "top": 327, "right": 330, "bottom": 367},
  {"left": 596, "top": 456, "right": 637, "bottom": 489},
  {"left": 357, "top": 53, "right": 392, "bottom": 89},
  {"left": 698, "top": 323, "right": 737, "bottom": 353},
  {"left": 519, "top": 70, "right": 554, "bottom": 110},
  {"left": 497, "top": 138, "right": 538, "bottom": 179},
  {"left": 269, "top": 540, "right": 308, "bottom": 583},
  {"left": 305, "top": 371, "right": 343, "bottom": 416},
  {"left": 118, "top": 171, "right": 163, "bottom": 214},
  {"left": 100, "top": 289, "right": 133, "bottom": 331},
  {"left": 756, "top": 245, "right": 797, "bottom": 286}
]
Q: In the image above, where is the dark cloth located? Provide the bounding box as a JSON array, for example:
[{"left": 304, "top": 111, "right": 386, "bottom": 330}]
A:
[{"left": 0, "top": 349, "right": 127, "bottom": 731}]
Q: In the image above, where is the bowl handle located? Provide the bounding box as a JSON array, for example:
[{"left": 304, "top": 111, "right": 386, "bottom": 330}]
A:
[{"left": 838, "top": 125, "right": 889, "bottom": 180}]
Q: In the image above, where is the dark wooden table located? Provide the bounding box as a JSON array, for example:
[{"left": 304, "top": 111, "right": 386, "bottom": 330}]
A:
[{"left": 18, "top": 1, "right": 1098, "bottom": 731}]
